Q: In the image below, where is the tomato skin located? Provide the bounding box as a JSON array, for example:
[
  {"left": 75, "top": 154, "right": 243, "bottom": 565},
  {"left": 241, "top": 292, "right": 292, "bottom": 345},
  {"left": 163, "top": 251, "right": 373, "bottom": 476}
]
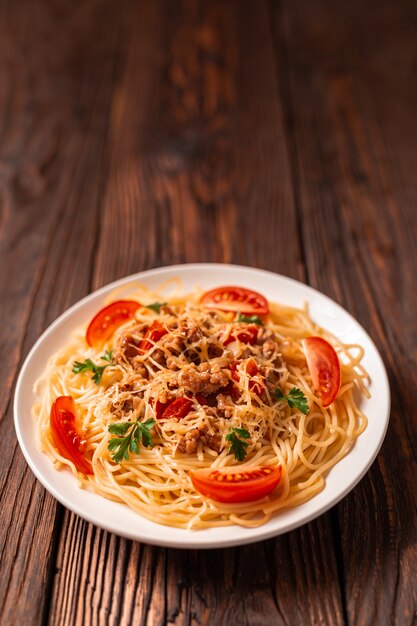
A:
[
  {"left": 50, "top": 396, "right": 93, "bottom": 474},
  {"left": 86, "top": 300, "right": 141, "bottom": 347},
  {"left": 154, "top": 400, "right": 166, "bottom": 419},
  {"left": 302, "top": 336, "right": 341, "bottom": 407},
  {"left": 190, "top": 465, "right": 282, "bottom": 503},
  {"left": 230, "top": 358, "right": 264, "bottom": 396},
  {"left": 200, "top": 286, "right": 269, "bottom": 316},
  {"left": 139, "top": 321, "right": 168, "bottom": 353},
  {"left": 196, "top": 392, "right": 226, "bottom": 407},
  {"left": 221, "top": 380, "right": 240, "bottom": 402},
  {"left": 156, "top": 397, "right": 194, "bottom": 420},
  {"left": 224, "top": 325, "right": 258, "bottom": 345},
  {"left": 195, "top": 393, "right": 209, "bottom": 406}
]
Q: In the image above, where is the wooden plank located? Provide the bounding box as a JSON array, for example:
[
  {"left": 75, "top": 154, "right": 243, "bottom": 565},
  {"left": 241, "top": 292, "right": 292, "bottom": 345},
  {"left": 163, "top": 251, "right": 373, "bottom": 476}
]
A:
[
  {"left": 47, "top": 1, "right": 346, "bottom": 625},
  {"left": 0, "top": 1, "right": 133, "bottom": 624},
  {"left": 275, "top": 0, "right": 417, "bottom": 623}
]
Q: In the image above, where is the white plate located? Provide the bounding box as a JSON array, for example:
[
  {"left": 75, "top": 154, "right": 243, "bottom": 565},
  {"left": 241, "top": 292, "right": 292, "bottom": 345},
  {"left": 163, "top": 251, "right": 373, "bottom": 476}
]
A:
[{"left": 14, "top": 264, "right": 390, "bottom": 549}]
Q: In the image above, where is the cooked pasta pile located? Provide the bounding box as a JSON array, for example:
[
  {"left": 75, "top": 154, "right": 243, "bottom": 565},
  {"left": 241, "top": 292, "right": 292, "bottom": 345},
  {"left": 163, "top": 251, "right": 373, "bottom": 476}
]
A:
[{"left": 33, "top": 284, "right": 369, "bottom": 529}]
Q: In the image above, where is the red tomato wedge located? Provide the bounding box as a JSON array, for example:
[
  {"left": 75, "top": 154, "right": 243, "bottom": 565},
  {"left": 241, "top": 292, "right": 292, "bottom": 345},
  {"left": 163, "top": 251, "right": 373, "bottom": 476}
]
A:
[
  {"left": 86, "top": 300, "right": 141, "bottom": 347},
  {"left": 139, "top": 321, "right": 168, "bottom": 353},
  {"left": 200, "top": 286, "right": 269, "bottom": 316},
  {"left": 302, "top": 336, "right": 341, "bottom": 407},
  {"left": 224, "top": 325, "right": 258, "bottom": 345},
  {"left": 190, "top": 465, "right": 282, "bottom": 503},
  {"left": 50, "top": 396, "right": 93, "bottom": 474},
  {"left": 230, "top": 358, "right": 264, "bottom": 396},
  {"left": 156, "top": 397, "right": 194, "bottom": 420}
]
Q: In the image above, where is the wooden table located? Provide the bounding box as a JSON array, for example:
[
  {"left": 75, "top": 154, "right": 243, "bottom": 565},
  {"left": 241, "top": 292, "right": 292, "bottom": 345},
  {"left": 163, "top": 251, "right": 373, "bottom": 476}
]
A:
[{"left": 1, "top": 1, "right": 416, "bottom": 624}]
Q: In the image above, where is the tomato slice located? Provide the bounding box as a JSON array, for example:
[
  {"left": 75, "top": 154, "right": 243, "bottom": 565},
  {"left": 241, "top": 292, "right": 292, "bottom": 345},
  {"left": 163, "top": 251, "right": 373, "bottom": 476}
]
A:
[
  {"left": 224, "top": 325, "right": 258, "bottom": 345},
  {"left": 50, "top": 396, "right": 93, "bottom": 474},
  {"left": 139, "top": 321, "right": 168, "bottom": 353},
  {"left": 86, "top": 300, "right": 141, "bottom": 347},
  {"left": 190, "top": 465, "right": 282, "bottom": 503},
  {"left": 302, "top": 336, "right": 341, "bottom": 407},
  {"left": 200, "top": 286, "right": 269, "bottom": 315},
  {"left": 156, "top": 397, "right": 194, "bottom": 420},
  {"left": 230, "top": 358, "right": 264, "bottom": 396}
]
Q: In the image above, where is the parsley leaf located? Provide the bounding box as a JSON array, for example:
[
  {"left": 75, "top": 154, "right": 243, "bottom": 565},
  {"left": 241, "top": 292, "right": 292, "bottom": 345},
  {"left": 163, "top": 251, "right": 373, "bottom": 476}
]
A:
[
  {"left": 102, "top": 349, "right": 113, "bottom": 362},
  {"left": 72, "top": 350, "right": 114, "bottom": 385},
  {"left": 107, "top": 421, "right": 131, "bottom": 436},
  {"left": 108, "top": 418, "right": 156, "bottom": 463},
  {"left": 146, "top": 302, "right": 167, "bottom": 314},
  {"left": 275, "top": 387, "right": 309, "bottom": 415},
  {"left": 237, "top": 312, "right": 264, "bottom": 326},
  {"left": 226, "top": 427, "right": 250, "bottom": 462}
]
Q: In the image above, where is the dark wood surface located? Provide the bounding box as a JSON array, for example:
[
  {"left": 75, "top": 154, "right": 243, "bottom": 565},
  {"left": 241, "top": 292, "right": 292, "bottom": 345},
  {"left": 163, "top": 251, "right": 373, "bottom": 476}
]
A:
[{"left": 1, "top": 1, "right": 416, "bottom": 624}]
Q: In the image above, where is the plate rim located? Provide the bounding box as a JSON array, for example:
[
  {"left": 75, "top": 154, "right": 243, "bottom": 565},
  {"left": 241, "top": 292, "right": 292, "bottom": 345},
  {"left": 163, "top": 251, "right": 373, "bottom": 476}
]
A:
[{"left": 13, "top": 263, "right": 391, "bottom": 548}]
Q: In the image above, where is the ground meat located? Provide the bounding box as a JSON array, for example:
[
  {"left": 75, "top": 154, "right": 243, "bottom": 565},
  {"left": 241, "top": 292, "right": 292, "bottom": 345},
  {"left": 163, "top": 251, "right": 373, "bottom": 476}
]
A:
[
  {"left": 187, "top": 325, "right": 203, "bottom": 344},
  {"left": 178, "top": 361, "right": 231, "bottom": 395},
  {"left": 160, "top": 334, "right": 184, "bottom": 354},
  {"left": 118, "top": 380, "right": 143, "bottom": 393},
  {"left": 131, "top": 361, "right": 148, "bottom": 377},
  {"left": 265, "top": 368, "right": 280, "bottom": 383},
  {"left": 207, "top": 341, "right": 224, "bottom": 359},
  {"left": 177, "top": 425, "right": 222, "bottom": 454},
  {"left": 150, "top": 348, "right": 166, "bottom": 365},
  {"left": 197, "top": 392, "right": 218, "bottom": 407},
  {"left": 111, "top": 391, "right": 141, "bottom": 417},
  {"left": 115, "top": 335, "right": 141, "bottom": 364},
  {"left": 201, "top": 431, "right": 222, "bottom": 452},
  {"left": 183, "top": 348, "right": 201, "bottom": 365},
  {"left": 257, "top": 327, "right": 275, "bottom": 344},
  {"left": 158, "top": 388, "right": 171, "bottom": 404},
  {"left": 216, "top": 393, "right": 234, "bottom": 418},
  {"left": 120, "top": 396, "right": 140, "bottom": 413},
  {"left": 166, "top": 356, "right": 179, "bottom": 370},
  {"left": 177, "top": 320, "right": 204, "bottom": 344},
  {"left": 240, "top": 347, "right": 252, "bottom": 359},
  {"left": 177, "top": 428, "right": 201, "bottom": 454},
  {"left": 262, "top": 367, "right": 281, "bottom": 395},
  {"left": 262, "top": 339, "right": 277, "bottom": 360},
  {"left": 114, "top": 333, "right": 151, "bottom": 376}
]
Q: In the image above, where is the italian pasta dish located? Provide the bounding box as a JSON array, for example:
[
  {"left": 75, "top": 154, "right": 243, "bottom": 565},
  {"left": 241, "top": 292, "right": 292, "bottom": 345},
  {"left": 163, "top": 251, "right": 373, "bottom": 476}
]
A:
[{"left": 33, "top": 284, "right": 369, "bottom": 529}]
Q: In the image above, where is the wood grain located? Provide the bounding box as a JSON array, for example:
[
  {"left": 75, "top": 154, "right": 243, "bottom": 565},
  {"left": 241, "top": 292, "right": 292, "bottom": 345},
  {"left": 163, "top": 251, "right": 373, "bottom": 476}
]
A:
[
  {"left": 0, "top": 0, "right": 132, "bottom": 623},
  {"left": 273, "top": 0, "right": 417, "bottom": 623},
  {"left": 0, "top": 0, "right": 416, "bottom": 624},
  {"left": 48, "top": 2, "right": 345, "bottom": 625}
]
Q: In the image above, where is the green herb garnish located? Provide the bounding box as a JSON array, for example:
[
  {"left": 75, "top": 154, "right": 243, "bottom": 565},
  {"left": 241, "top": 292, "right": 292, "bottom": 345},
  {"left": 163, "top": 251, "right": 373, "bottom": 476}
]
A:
[
  {"left": 237, "top": 313, "right": 264, "bottom": 325},
  {"left": 72, "top": 350, "right": 114, "bottom": 385},
  {"left": 275, "top": 387, "right": 309, "bottom": 415},
  {"left": 146, "top": 302, "right": 167, "bottom": 314},
  {"left": 108, "top": 418, "right": 156, "bottom": 463},
  {"left": 225, "top": 427, "right": 250, "bottom": 461}
]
